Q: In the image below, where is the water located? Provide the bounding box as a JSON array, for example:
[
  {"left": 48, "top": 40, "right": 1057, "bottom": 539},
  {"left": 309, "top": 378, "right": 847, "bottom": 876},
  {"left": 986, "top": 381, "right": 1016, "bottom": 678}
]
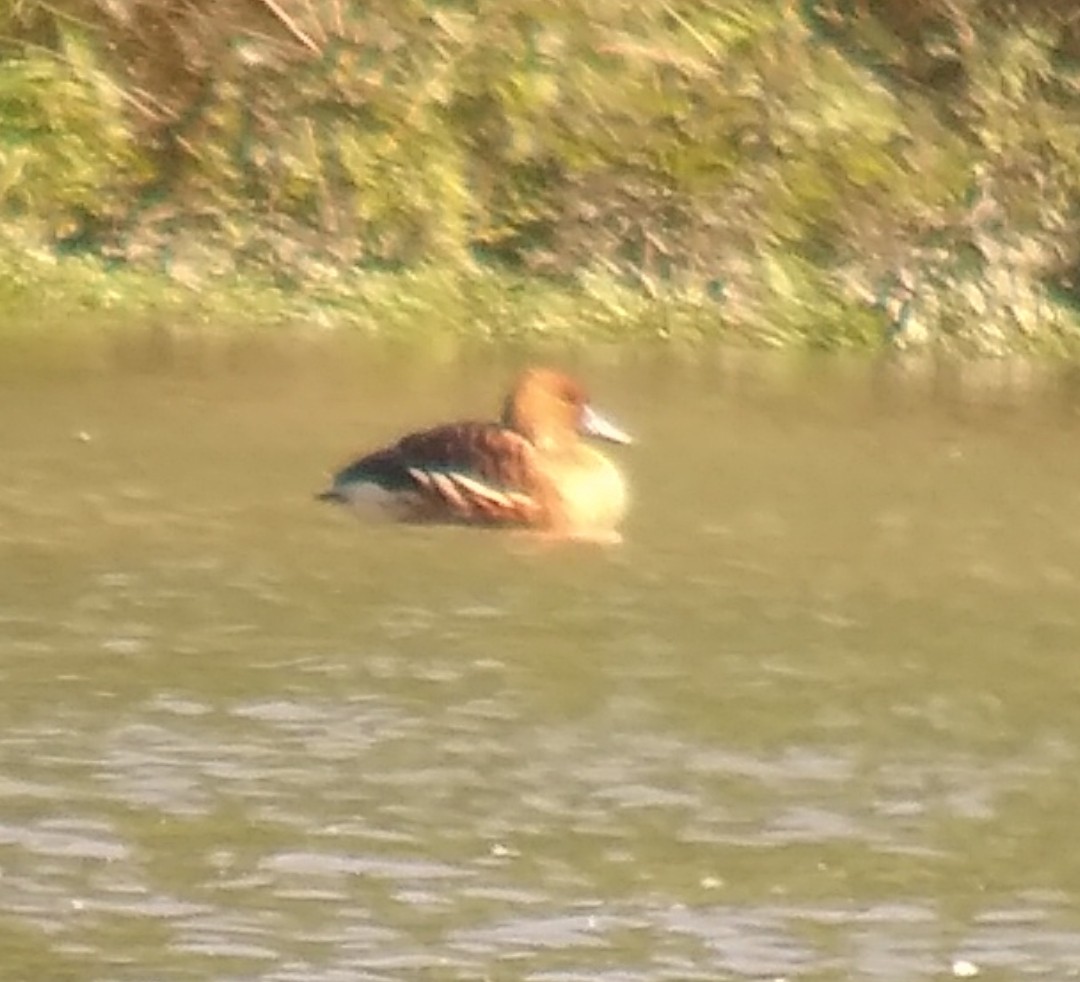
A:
[{"left": 3, "top": 330, "right": 1080, "bottom": 980}]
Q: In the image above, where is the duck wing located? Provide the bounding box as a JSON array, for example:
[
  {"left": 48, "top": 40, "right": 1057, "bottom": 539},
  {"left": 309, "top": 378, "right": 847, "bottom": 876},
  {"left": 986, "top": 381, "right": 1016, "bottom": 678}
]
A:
[{"left": 323, "top": 422, "right": 546, "bottom": 524}]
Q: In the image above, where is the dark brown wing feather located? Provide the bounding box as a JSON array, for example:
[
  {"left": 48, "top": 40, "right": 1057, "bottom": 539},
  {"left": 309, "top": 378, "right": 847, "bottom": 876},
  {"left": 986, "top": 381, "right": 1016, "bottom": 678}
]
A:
[{"left": 326, "top": 421, "right": 549, "bottom": 525}]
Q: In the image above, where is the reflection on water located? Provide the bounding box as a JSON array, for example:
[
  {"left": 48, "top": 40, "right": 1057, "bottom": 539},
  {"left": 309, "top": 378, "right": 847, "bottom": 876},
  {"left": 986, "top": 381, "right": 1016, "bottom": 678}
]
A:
[{"left": 3, "top": 332, "right": 1080, "bottom": 979}]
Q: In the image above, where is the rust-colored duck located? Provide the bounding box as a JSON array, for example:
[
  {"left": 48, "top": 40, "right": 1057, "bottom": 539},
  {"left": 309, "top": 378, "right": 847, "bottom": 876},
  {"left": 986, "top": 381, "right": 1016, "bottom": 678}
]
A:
[{"left": 318, "top": 368, "right": 632, "bottom": 540}]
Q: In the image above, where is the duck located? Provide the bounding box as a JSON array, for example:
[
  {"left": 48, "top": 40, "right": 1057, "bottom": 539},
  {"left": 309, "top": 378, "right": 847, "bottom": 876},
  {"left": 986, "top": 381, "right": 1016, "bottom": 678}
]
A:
[{"left": 318, "top": 368, "right": 632, "bottom": 540}]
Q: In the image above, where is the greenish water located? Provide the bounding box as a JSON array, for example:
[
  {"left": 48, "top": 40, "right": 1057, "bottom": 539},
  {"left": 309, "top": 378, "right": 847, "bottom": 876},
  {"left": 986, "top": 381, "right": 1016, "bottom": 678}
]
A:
[{"left": 3, "top": 332, "right": 1080, "bottom": 981}]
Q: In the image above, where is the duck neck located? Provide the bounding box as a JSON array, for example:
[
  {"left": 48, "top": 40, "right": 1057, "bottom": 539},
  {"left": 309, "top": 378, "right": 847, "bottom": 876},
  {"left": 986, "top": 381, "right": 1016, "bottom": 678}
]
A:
[{"left": 503, "top": 398, "right": 571, "bottom": 453}]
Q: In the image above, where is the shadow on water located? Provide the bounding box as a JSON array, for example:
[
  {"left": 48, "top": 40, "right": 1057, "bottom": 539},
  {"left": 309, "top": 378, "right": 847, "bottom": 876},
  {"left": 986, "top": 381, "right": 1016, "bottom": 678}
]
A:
[{"left": 2, "top": 328, "right": 1080, "bottom": 979}]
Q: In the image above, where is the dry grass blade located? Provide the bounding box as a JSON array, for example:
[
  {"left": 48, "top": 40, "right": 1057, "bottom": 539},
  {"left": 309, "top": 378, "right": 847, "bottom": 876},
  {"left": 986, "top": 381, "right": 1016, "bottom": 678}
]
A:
[{"left": 251, "top": 0, "right": 321, "bottom": 54}]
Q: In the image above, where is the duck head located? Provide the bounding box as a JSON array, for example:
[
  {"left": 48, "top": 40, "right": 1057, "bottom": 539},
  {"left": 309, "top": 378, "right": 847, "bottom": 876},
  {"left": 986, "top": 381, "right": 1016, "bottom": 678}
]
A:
[{"left": 502, "top": 368, "right": 632, "bottom": 451}]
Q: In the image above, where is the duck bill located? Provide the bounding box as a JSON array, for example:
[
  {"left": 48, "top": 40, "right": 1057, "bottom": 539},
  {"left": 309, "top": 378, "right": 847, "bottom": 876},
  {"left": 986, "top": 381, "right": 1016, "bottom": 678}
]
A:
[{"left": 580, "top": 404, "right": 633, "bottom": 445}]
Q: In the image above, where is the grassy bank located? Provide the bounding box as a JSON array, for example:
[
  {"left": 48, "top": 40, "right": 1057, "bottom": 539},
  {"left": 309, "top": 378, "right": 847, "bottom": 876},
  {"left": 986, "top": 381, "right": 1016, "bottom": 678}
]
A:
[
  {"left": 0, "top": 230, "right": 886, "bottom": 349},
  {"left": 3, "top": 2, "right": 1080, "bottom": 355}
]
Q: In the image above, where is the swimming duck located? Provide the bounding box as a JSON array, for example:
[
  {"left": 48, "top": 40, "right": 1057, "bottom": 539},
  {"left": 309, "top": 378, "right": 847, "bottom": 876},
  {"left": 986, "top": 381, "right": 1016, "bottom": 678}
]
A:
[{"left": 318, "top": 368, "right": 632, "bottom": 540}]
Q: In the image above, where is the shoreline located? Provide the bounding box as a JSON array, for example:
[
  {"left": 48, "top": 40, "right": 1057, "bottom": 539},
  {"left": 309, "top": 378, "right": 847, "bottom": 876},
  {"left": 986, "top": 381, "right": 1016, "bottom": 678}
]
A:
[{"left": 3, "top": 241, "right": 1079, "bottom": 366}]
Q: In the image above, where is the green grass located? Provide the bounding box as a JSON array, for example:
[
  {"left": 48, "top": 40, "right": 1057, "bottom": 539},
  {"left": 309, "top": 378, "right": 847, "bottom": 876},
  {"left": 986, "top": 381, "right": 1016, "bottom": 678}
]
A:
[
  {"left": 3, "top": 1, "right": 1080, "bottom": 356},
  {"left": 5, "top": 229, "right": 1080, "bottom": 360},
  {"left": 0, "top": 229, "right": 884, "bottom": 350}
]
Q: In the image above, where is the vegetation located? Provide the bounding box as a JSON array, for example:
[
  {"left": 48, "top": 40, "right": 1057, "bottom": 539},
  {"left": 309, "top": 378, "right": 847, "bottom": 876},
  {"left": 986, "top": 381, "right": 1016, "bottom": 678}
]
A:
[{"left": 2, "top": 0, "right": 1080, "bottom": 353}]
